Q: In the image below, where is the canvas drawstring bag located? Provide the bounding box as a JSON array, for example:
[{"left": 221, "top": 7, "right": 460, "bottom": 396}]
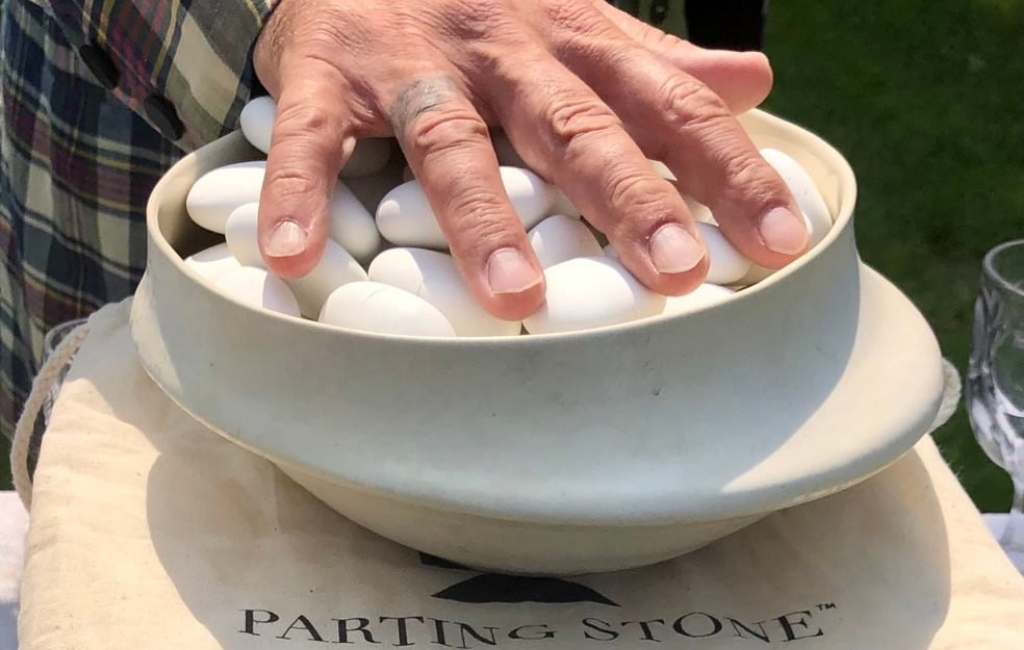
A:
[{"left": 11, "top": 299, "right": 1024, "bottom": 649}]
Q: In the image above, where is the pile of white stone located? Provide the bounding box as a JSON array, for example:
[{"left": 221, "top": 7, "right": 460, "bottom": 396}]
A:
[{"left": 183, "top": 97, "right": 832, "bottom": 337}]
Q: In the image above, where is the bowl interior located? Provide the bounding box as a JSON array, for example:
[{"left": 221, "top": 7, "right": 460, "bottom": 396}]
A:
[{"left": 152, "top": 110, "right": 857, "bottom": 342}]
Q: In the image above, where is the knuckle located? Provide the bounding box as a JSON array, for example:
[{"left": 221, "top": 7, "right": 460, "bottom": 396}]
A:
[
  {"left": 605, "top": 170, "right": 676, "bottom": 225},
  {"left": 606, "top": 168, "right": 656, "bottom": 209},
  {"left": 435, "top": 0, "right": 504, "bottom": 40},
  {"left": 444, "top": 194, "right": 519, "bottom": 246},
  {"left": 545, "top": 2, "right": 621, "bottom": 58},
  {"left": 543, "top": 94, "right": 620, "bottom": 151},
  {"left": 721, "top": 153, "right": 785, "bottom": 205},
  {"left": 545, "top": 0, "right": 603, "bottom": 33},
  {"left": 648, "top": 30, "right": 685, "bottom": 51},
  {"left": 275, "top": 102, "right": 337, "bottom": 137},
  {"left": 263, "top": 167, "right": 324, "bottom": 202},
  {"left": 659, "top": 75, "right": 731, "bottom": 132},
  {"left": 453, "top": 204, "right": 517, "bottom": 240},
  {"left": 408, "top": 107, "right": 490, "bottom": 157}
]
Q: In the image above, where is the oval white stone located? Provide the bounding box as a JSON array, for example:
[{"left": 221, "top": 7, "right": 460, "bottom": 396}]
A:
[
  {"left": 319, "top": 281, "right": 456, "bottom": 337},
  {"left": 328, "top": 182, "right": 383, "bottom": 260},
  {"left": 732, "top": 149, "right": 834, "bottom": 287},
  {"left": 224, "top": 203, "right": 262, "bottom": 267},
  {"left": 698, "top": 222, "right": 752, "bottom": 285},
  {"left": 183, "top": 243, "right": 243, "bottom": 284},
  {"left": 185, "top": 161, "right": 379, "bottom": 258},
  {"left": 683, "top": 195, "right": 717, "bottom": 224},
  {"left": 651, "top": 159, "right": 676, "bottom": 181},
  {"left": 376, "top": 167, "right": 555, "bottom": 249},
  {"left": 368, "top": 248, "right": 521, "bottom": 337},
  {"left": 185, "top": 161, "right": 267, "bottom": 234},
  {"left": 523, "top": 257, "right": 666, "bottom": 335},
  {"left": 214, "top": 266, "right": 301, "bottom": 317},
  {"left": 490, "top": 132, "right": 580, "bottom": 218},
  {"left": 760, "top": 147, "right": 832, "bottom": 248},
  {"left": 238, "top": 96, "right": 276, "bottom": 153},
  {"left": 660, "top": 284, "right": 735, "bottom": 318},
  {"left": 238, "top": 96, "right": 392, "bottom": 177},
  {"left": 528, "top": 215, "right": 603, "bottom": 268},
  {"left": 549, "top": 189, "right": 581, "bottom": 219},
  {"left": 285, "top": 240, "right": 369, "bottom": 319},
  {"left": 603, "top": 225, "right": 747, "bottom": 286}
]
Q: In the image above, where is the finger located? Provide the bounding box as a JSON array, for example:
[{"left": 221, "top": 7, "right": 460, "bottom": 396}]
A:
[
  {"left": 482, "top": 46, "right": 710, "bottom": 296},
  {"left": 257, "top": 58, "right": 356, "bottom": 279},
  {"left": 553, "top": 20, "right": 806, "bottom": 269},
  {"left": 389, "top": 73, "right": 545, "bottom": 321},
  {"left": 589, "top": 0, "right": 772, "bottom": 113}
]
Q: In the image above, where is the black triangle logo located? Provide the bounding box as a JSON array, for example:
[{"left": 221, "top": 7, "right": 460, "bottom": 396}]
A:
[{"left": 419, "top": 553, "right": 619, "bottom": 607}]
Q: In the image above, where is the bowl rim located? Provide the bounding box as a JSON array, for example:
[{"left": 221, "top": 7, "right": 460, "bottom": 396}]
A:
[
  {"left": 148, "top": 109, "right": 858, "bottom": 346},
  {"left": 138, "top": 109, "right": 944, "bottom": 526}
]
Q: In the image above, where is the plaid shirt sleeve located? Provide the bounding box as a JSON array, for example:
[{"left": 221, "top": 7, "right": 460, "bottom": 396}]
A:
[{"left": 48, "top": 0, "right": 277, "bottom": 150}]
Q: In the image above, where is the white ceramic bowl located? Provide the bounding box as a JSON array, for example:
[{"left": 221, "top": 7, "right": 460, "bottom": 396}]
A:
[{"left": 130, "top": 110, "right": 945, "bottom": 575}]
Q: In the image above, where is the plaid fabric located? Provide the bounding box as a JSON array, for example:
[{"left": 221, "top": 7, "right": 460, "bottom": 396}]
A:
[{"left": 0, "top": 0, "right": 273, "bottom": 440}]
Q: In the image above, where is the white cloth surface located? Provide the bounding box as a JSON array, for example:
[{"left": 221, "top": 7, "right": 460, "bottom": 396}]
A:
[
  {"left": 12, "top": 504, "right": 1024, "bottom": 649},
  {"left": 0, "top": 492, "right": 28, "bottom": 650},
  {"left": 4, "top": 503, "right": 1021, "bottom": 649},
  {"left": 10, "top": 301, "right": 1024, "bottom": 649}
]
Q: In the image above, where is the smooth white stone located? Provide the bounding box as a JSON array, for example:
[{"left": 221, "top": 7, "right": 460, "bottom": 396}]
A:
[
  {"left": 328, "top": 181, "right": 383, "bottom": 260},
  {"left": 523, "top": 257, "right": 665, "bottom": 335},
  {"left": 238, "top": 96, "right": 392, "bottom": 177},
  {"left": 660, "top": 284, "right": 736, "bottom": 317},
  {"left": 528, "top": 215, "right": 603, "bottom": 268},
  {"left": 368, "top": 248, "right": 521, "bottom": 337},
  {"left": 214, "top": 266, "right": 301, "bottom": 317},
  {"left": 760, "top": 147, "right": 832, "bottom": 248},
  {"left": 376, "top": 167, "right": 555, "bottom": 249},
  {"left": 285, "top": 240, "right": 369, "bottom": 319},
  {"left": 684, "top": 195, "right": 717, "bottom": 224},
  {"left": 186, "top": 161, "right": 379, "bottom": 258},
  {"left": 185, "top": 161, "right": 267, "bottom": 234},
  {"left": 698, "top": 222, "right": 753, "bottom": 285},
  {"left": 319, "top": 282, "right": 456, "bottom": 337},
  {"left": 224, "top": 203, "right": 263, "bottom": 267},
  {"left": 183, "top": 243, "right": 243, "bottom": 284}
]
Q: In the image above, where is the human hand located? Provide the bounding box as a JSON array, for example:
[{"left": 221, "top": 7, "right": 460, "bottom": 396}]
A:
[{"left": 252, "top": 0, "right": 807, "bottom": 321}]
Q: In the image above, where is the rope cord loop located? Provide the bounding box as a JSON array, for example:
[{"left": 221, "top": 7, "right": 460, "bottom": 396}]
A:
[{"left": 11, "top": 323, "right": 90, "bottom": 510}]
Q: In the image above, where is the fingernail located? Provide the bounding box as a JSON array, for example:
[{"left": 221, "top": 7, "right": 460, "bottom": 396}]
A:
[
  {"left": 486, "top": 248, "right": 542, "bottom": 295},
  {"left": 265, "top": 219, "right": 308, "bottom": 258},
  {"left": 649, "top": 224, "right": 705, "bottom": 274},
  {"left": 759, "top": 207, "right": 807, "bottom": 255}
]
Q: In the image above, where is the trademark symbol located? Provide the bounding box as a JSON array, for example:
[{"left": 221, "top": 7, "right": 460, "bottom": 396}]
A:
[{"left": 817, "top": 603, "right": 836, "bottom": 612}]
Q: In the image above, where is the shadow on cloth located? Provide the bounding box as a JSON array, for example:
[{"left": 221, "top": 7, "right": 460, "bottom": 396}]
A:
[
  {"left": 57, "top": 296, "right": 950, "bottom": 649},
  {"left": 136, "top": 427, "right": 953, "bottom": 649}
]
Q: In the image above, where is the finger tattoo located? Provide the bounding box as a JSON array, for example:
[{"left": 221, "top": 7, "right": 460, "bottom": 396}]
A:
[{"left": 388, "top": 75, "right": 461, "bottom": 135}]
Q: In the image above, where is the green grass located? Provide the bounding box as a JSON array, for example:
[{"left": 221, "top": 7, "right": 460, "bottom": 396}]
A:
[
  {"left": 753, "top": 0, "right": 1023, "bottom": 512},
  {"left": 4, "top": 1, "right": 1022, "bottom": 513}
]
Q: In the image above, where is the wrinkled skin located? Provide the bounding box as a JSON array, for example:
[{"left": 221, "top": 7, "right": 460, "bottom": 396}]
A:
[{"left": 253, "top": 0, "right": 808, "bottom": 320}]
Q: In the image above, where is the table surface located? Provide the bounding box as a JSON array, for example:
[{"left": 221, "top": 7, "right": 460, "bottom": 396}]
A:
[{"left": 0, "top": 492, "right": 1019, "bottom": 650}]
